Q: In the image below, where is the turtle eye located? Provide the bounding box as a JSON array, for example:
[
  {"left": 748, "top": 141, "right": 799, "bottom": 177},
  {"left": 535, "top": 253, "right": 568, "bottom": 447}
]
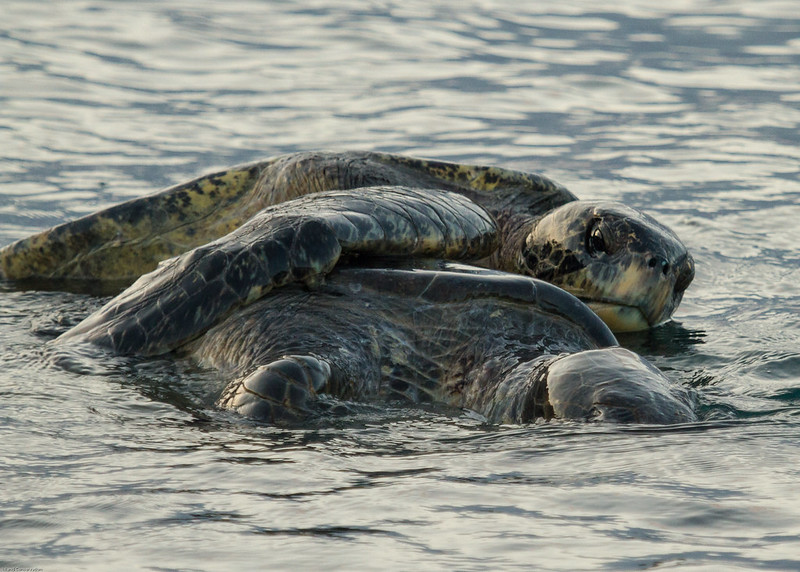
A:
[{"left": 586, "top": 219, "right": 609, "bottom": 256}]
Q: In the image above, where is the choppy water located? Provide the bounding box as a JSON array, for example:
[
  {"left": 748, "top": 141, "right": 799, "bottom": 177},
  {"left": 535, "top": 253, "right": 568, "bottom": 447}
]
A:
[{"left": 2, "top": 1, "right": 799, "bottom": 569}]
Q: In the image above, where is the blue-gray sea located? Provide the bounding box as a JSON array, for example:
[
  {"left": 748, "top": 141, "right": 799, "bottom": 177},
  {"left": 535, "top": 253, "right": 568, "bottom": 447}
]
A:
[{"left": 1, "top": 1, "right": 799, "bottom": 570}]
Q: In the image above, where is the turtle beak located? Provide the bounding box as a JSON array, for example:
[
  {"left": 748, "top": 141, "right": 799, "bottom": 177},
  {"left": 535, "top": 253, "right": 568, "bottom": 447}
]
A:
[
  {"left": 644, "top": 251, "right": 694, "bottom": 328},
  {"left": 674, "top": 253, "right": 695, "bottom": 295}
]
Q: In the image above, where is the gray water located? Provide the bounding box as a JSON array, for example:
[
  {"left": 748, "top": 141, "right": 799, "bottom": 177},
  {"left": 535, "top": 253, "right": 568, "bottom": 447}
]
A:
[{"left": 2, "top": 1, "right": 799, "bottom": 569}]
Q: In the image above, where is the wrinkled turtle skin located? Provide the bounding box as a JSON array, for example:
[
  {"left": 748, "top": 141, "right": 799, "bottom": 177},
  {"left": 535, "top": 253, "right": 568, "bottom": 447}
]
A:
[
  {"left": 189, "top": 264, "right": 697, "bottom": 425},
  {"left": 0, "top": 151, "right": 694, "bottom": 332}
]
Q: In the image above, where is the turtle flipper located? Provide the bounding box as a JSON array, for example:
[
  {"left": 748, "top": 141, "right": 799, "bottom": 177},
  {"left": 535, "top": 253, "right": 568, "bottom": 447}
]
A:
[
  {"left": 54, "top": 214, "right": 342, "bottom": 355},
  {"left": 55, "top": 187, "right": 497, "bottom": 355},
  {"left": 218, "top": 355, "right": 334, "bottom": 423},
  {"left": 0, "top": 160, "right": 273, "bottom": 282}
]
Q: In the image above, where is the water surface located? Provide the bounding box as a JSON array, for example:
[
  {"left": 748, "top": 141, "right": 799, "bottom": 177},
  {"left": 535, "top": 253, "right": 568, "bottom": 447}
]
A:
[{"left": 1, "top": 1, "right": 799, "bottom": 569}]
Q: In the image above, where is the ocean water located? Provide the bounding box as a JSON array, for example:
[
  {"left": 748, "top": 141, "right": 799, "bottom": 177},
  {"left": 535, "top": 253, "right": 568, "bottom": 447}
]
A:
[{"left": 1, "top": 1, "right": 799, "bottom": 569}]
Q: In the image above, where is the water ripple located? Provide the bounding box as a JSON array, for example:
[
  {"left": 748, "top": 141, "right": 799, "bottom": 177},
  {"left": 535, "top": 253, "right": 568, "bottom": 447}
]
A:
[{"left": 2, "top": 1, "right": 800, "bottom": 569}]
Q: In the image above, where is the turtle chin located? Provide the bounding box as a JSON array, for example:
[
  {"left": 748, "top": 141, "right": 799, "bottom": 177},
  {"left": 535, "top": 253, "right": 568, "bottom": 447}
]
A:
[{"left": 584, "top": 301, "right": 650, "bottom": 333}]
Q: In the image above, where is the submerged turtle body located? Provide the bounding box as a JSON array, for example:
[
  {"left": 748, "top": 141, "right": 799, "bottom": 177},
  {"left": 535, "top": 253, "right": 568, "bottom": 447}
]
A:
[
  {"left": 0, "top": 151, "right": 694, "bottom": 332},
  {"left": 193, "top": 264, "right": 696, "bottom": 425}
]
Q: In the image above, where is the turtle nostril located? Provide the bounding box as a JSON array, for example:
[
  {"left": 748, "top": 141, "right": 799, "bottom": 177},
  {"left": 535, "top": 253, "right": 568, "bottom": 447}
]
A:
[{"left": 648, "top": 256, "right": 670, "bottom": 276}]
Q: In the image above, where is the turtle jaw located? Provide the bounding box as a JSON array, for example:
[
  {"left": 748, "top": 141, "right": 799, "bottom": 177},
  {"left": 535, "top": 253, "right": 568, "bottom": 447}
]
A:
[
  {"left": 583, "top": 301, "right": 650, "bottom": 333},
  {"left": 578, "top": 267, "right": 689, "bottom": 333},
  {"left": 571, "top": 251, "right": 694, "bottom": 333},
  {"left": 580, "top": 272, "right": 689, "bottom": 333}
]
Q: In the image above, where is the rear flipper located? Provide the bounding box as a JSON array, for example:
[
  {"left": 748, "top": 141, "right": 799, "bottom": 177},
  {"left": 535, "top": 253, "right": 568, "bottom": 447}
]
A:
[{"left": 218, "top": 355, "right": 334, "bottom": 423}]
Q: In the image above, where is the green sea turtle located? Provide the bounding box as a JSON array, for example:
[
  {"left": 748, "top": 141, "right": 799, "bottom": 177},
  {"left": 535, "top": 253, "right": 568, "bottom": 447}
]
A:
[
  {"left": 60, "top": 261, "right": 697, "bottom": 425},
  {"left": 206, "top": 266, "right": 696, "bottom": 423},
  {"left": 0, "top": 151, "right": 694, "bottom": 333},
  {"left": 206, "top": 264, "right": 696, "bottom": 424},
  {"left": 200, "top": 263, "right": 695, "bottom": 425}
]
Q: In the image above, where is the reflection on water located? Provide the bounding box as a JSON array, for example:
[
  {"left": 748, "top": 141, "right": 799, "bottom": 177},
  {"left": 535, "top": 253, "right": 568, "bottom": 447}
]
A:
[{"left": 1, "top": 0, "right": 800, "bottom": 569}]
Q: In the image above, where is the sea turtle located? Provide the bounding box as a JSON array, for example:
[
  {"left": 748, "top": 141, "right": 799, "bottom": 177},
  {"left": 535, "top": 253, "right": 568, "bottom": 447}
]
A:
[
  {"left": 206, "top": 264, "right": 696, "bottom": 424},
  {"left": 62, "top": 261, "right": 698, "bottom": 425},
  {"left": 0, "top": 151, "right": 694, "bottom": 333}
]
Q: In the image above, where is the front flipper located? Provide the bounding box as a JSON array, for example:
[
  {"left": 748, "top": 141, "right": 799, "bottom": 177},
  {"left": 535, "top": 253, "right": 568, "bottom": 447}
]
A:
[
  {"left": 55, "top": 187, "right": 497, "bottom": 355},
  {"left": 219, "top": 355, "right": 335, "bottom": 424}
]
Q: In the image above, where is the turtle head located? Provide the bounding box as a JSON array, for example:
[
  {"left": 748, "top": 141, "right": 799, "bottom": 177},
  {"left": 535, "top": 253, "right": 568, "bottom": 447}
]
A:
[
  {"left": 521, "top": 200, "right": 694, "bottom": 332},
  {"left": 544, "top": 347, "right": 696, "bottom": 423}
]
